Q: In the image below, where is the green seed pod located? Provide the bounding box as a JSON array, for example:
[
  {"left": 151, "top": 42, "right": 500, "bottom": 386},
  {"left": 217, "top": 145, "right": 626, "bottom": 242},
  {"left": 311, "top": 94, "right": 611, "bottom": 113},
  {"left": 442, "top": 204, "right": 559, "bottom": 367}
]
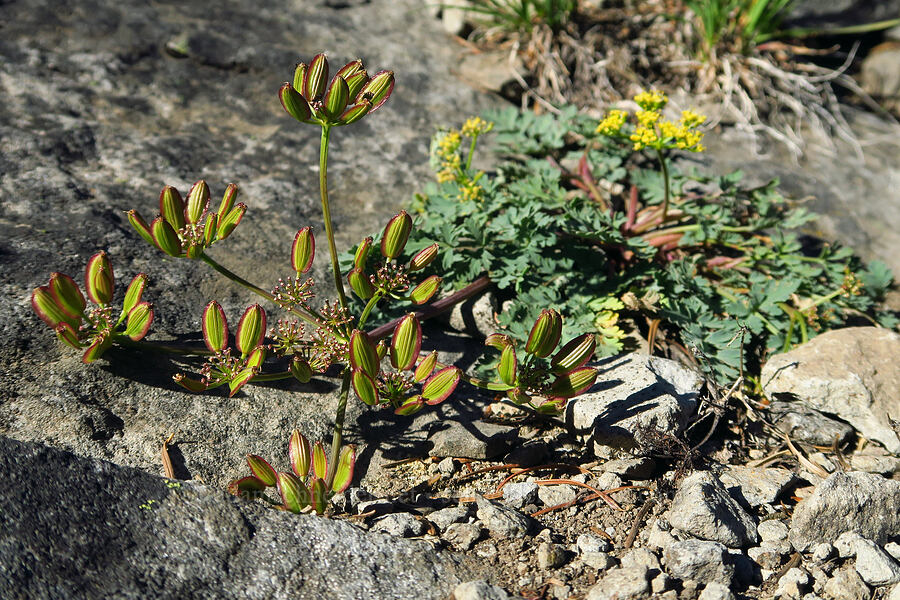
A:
[
  {"left": 289, "top": 429, "right": 312, "bottom": 478},
  {"left": 184, "top": 180, "right": 209, "bottom": 225},
  {"left": 551, "top": 333, "right": 597, "bottom": 375},
  {"left": 334, "top": 59, "right": 364, "bottom": 82},
  {"left": 124, "top": 301, "right": 153, "bottom": 341},
  {"left": 498, "top": 344, "right": 517, "bottom": 388},
  {"left": 121, "top": 273, "right": 148, "bottom": 317},
  {"left": 173, "top": 374, "right": 208, "bottom": 393},
  {"left": 246, "top": 454, "right": 277, "bottom": 487},
  {"left": 331, "top": 445, "right": 356, "bottom": 493},
  {"left": 202, "top": 213, "right": 218, "bottom": 248},
  {"left": 227, "top": 476, "right": 267, "bottom": 498},
  {"left": 82, "top": 335, "right": 112, "bottom": 364},
  {"left": 84, "top": 251, "right": 114, "bottom": 306},
  {"left": 336, "top": 101, "right": 371, "bottom": 126},
  {"left": 217, "top": 203, "right": 246, "bottom": 240},
  {"left": 351, "top": 368, "right": 379, "bottom": 406},
  {"left": 246, "top": 346, "right": 265, "bottom": 370},
  {"left": 323, "top": 75, "right": 350, "bottom": 119},
  {"left": 525, "top": 309, "right": 562, "bottom": 358},
  {"left": 390, "top": 313, "right": 421, "bottom": 371},
  {"left": 484, "top": 333, "right": 511, "bottom": 351},
  {"left": 235, "top": 304, "right": 266, "bottom": 357},
  {"left": 312, "top": 441, "right": 328, "bottom": 480},
  {"left": 54, "top": 322, "right": 82, "bottom": 349},
  {"left": 354, "top": 236, "right": 373, "bottom": 270},
  {"left": 548, "top": 366, "right": 598, "bottom": 398},
  {"left": 32, "top": 286, "right": 76, "bottom": 329},
  {"left": 422, "top": 366, "right": 461, "bottom": 405},
  {"left": 159, "top": 185, "right": 186, "bottom": 231},
  {"left": 290, "top": 358, "right": 313, "bottom": 383},
  {"left": 413, "top": 350, "right": 437, "bottom": 382},
  {"left": 309, "top": 477, "right": 327, "bottom": 515},
  {"left": 49, "top": 272, "right": 86, "bottom": 321},
  {"left": 126, "top": 209, "right": 156, "bottom": 247},
  {"left": 279, "top": 83, "right": 312, "bottom": 124},
  {"left": 291, "top": 227, "right": 315, "bottom": 274},
  {"left": 349, "top": 329, "right": 379, "bottom": 378},
  {"left": 408, "top": 243, "right": 439, "bottom": 272},
  {"left": 217, "top": 183, "right": 238, "bottom": 218},
  {"left": 343, "top": 70, "right": 368, "bottom": 100},
  {"left": 150, "top": 217, "right": 183, "bottom": 257},
  {"left": 375, "top": 340, "right": 388, "bottom": 361},
  {"left": 201, "top": 301, "right": 229, "bottom": 353},
  {"left": 380, "top": 210, "right": 412, "bottom": 259},
  {"left": 292, "top": 62, "right": 308, "bottom": 93},
  {"left": 409, "top": 275, "right": 441, "bottom": 305},
  {"left": 304, "top": 53, "right": 329, "bottom": 101},
  {"left": 394, "top": 395, "right": 424, "bottom": 416},
  {"left": 228, "top": 366, "right": 258, "bottom": 397},
  {"left": 347, "top": 267, "right": 375, "bottom": 300},
  {"left": 506, "top": 387, "right": 531, "bottom": 405},
  {"left": 277, "top": 471, "right": 310, "bottom": 514},
  {"left": 359, "top": 70, "right": 394, "bottom": 112}
]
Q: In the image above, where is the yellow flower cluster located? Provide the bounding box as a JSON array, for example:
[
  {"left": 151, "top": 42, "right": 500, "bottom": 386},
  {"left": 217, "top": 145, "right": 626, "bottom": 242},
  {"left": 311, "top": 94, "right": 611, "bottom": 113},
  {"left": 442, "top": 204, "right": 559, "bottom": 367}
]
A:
[
  {"left": 596, "top": 109, "right": 627, "bottom": 136},
  {"left": 633, "top": 90, "right": 668, "bottom": 111},
  {"left": 459, "top": 180, "right": 484, "bottom": 202},
  {"left": 596, "top": 92, "right": 706, "bottom": 153},
  {"left": 461, "top": 116, "right": 494, "bottom": 138}
]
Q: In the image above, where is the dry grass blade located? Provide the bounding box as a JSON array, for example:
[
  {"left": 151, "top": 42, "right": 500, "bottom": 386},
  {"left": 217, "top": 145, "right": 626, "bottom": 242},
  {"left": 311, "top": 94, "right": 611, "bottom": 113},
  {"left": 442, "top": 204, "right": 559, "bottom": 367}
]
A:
[{"left": 161, "top": 432, "right": 175, "bottom": 479}]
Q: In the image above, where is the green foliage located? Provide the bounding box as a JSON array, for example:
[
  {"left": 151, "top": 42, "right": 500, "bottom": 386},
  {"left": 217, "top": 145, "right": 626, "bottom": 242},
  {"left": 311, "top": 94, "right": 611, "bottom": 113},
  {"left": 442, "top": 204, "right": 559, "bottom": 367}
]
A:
[
  {"left": 457, "top": 0, "right": 576, "bottom": 33},
  {"left": 408, "top": 107, "right": 896, "bottom": 382},
  {"left": 685, "top": 0, "right": 793, "bottom": 56}
]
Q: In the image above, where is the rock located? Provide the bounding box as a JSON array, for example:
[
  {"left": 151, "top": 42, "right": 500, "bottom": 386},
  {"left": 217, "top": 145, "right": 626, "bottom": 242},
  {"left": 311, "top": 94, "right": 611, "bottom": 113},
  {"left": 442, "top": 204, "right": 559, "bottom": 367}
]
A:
[
  {"left": 582, "top": 552, "right": 617, "bottom": 571},
  {"left": 565, "top": 354, "right": 704, "bottom": 454},
  {"left": 537, "top": 542, "right": 568, "bottom": 570},
  {"left": 890, "top": 582, "right": 900, "bottom": 600},
  {"left": 667, "top": 471, "right": 758, "bottom": 548},
  {"left": 789, "top": 472, "right": 900, "bottom": 552},
  {"left": 599, "top": 457, "right": 656, "bottom": 479},
  {"left": 861, "top": 42, "right": 900, "bottom": 113},
  {"left": 849, "top": 454, "right": 900, "bottom": 476},
  {"left": 646, "top": 519, "right": 678, "bottom": 551},
  {"left": 331, "top": 486, "right": 376, "bottom": 513},
  {"left": 475, "top": 496, "right": 535, "bottom": 538},
  {"left": 776, "top": 567, "right": 810, "bottom": 599},
  {"left": 438, "top": 0, "right": 471, "bottom": 36},
  {"left": 854, "top": 538, "right": 900, "bottom": 586},
  {"left": 0, "top": 437, "right": 477, "bottom": 599},
  {"left": 663, "top": 539, "right": 735, "bottom": 585},
  {"left": 748, "top": 545, "right": 782, "bottom": 571},
  {"left": 577, "top": 533, "right": 612, "bottom": 555},
  {"left": 372, "top": 512, "right": 427, "bottom": 537},
  {"left": 537, "top": 484, "right": 577, "bottom": 508},
  {"left": 698, "top": 581, "right": 736, "bottom": 600},
  {"left": 428, "top": 505, "right": 471, "bottom": 532},
  {"left": 452, "top": 580, "right": 511, "bottom": 600},
  {"left": 811, "top": 543, "right": 834, "bottom": 563},
  {"left": 719, "top": 465, "right": 797, "bottom": 507},
  {"left": 887, "top": 542, "right": 900, "bottom": 562},
  {"left": 444, "top": 522, "right": 483, "bottom": 551},
  {"left": 761, "top": 328, "right": 900, "bottom": 454},
  {"left": 502, "top": 482, "right": 539, "bottom": 510},
  {"left": 595, "top": 471, "right": 624, "bottom": 490},
  {"left": 621, "top": 548, "right": 661, "bottom": 574},
  {"left": 835, "top": 531, "right": 866, "bottom": 558},
  {"left": 456, "top": 50, "right": 522, "bottom": 96},
  {"left": 757, "top": 519, "right": 790, "bottom": 543},
  {"left": 445, "top": 290, "right": 499, "bottom": 337},
  {"left": 651, "top": 572, "right": 672, "bottom": 593},
  {"left": 429, "top": 421, "right": 518, "bottom": 460},
  {"left": 824, "top": 566, "right": 870, "bottom": 600},
  {"left": 437, "top": 457, "right": 457, "bottom": 476},
  {"left": 767, "top": 401, "right": 855, "bottom": 447},
  {"left": 585, "top": 567, "right": 651, "bottom": 600},
  {"left": 504, "top": 440, "right": 549, "bottom": 467}
]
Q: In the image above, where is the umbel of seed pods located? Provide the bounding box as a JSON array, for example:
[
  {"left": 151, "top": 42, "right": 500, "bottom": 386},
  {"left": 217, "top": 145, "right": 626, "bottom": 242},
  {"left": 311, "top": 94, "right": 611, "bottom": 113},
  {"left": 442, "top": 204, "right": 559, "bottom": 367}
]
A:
[{"left": 31, "top": 252, "right": 154, "bottom": 363}]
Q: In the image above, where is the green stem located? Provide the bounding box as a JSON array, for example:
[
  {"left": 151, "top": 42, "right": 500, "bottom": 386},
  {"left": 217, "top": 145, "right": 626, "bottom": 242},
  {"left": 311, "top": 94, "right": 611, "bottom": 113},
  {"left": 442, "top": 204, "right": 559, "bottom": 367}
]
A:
[
  {"left": 357, "top": 291, "right": 385, "bottom": 330},
  {"left": 656, "top": 148, "right": 671, "bottom": 222},
  {"left": 116, "top": 337, "right": 211, "bottom": 356},
  {"left": 325, "top": 368, "right": 352, "bottom": 491},
  {"left": 318, "top": 124, "right": 349, "bottom": 311},
  {"left": 464, "top": 134, "right": 478, "bottom": 171},
  {"left": 251, "top": 371, "right": 293, "bottom": 382}
]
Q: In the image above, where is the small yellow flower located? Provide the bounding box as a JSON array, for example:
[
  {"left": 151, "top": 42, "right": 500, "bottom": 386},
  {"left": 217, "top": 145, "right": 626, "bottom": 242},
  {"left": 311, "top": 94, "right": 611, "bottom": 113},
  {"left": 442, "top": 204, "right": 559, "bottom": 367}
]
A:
[
  {"left": 680, "top": 110, "right": 706, "bottom": 128},
  {"left": 629, "top": 125, "right": 658, "bottom": 150},
  {"left": 635, "top": 109, "right": 660, "bottom": 127},
  {"left": 436, "top": 130, "right": 461, "bottom": 158},
  {"left": 461, "top": 116, "right": 494, "bottom": 138},
  {"left": 596, "top": 109, "right": 627, "bottom": 136},
  {"left": 634, "top": 90, "right": 668, "bottom": 112},
  {"left": 459, "top": 181, "right": 484, "bottom": 202}
]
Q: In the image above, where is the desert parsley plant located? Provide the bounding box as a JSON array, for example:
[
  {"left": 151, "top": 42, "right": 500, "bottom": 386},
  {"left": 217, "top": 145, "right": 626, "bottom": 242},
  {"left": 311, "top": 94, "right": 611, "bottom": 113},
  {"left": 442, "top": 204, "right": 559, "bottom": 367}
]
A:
[
  {"left": 408, "top": 93, "right": 896, "bottom": 383},
  {"left": 30, "top": 53, "right": 601, "bottom": 514}
]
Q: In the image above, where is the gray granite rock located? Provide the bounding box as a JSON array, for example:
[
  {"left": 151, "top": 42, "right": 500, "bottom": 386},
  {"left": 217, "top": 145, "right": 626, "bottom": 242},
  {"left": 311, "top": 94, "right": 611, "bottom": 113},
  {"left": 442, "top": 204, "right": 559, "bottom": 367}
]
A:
[
  {"left": 582, "top": 551, "right": 617, "bottom": 571},
  {"left": 475, "top": 496, "right": 535, "bottom": 538},
  {"left": 566, "top": 354, "right": 704, "bottom": 454},
  {"left": 577, "top": 533, "right": 612, "bottom": 555},
  {"left": 667, "top": 471, "right": 758, "bottom": 548},
  {"left": 452, "top": 580, "right": 511, "bottom": 600},
  {"left": 429, "top": 421, "right": 518, "bottom": 460},
  {"left": 776, "top": 567, "right": 810, "bottom": 599},
  {"left": 824, "top": 566, "right": 871, "bottom": 600},
  {"left": 855, "top": 538, "right": 900, "bottom": 587},
  {"left": 502, "top": 481, "right": 539, "bottom": 509},
  {"left": 761, "top": 328, "right": 900, "bottom": 454},
  {"left": 789, "top": 472, "right": 900, "bottom": 552},
  {"left": 536, "top": 542, "right": 568, "bottom": 570},
  {"left": 767, "top": 401, "right": 856, "bottom": 447},
  {"left": 599, "top": 456, "right": 656, "bottom": 480},
  {"left": 719, "top": 465, "right": 797, "bottom": 508},
  {"left": 444, "top": 522, "right": 483, "bottom": 551},
  {"left": 372, "top": 512, "right": 428, "bottom": 537},
  {"left": 428, "top": 505, "right": 471, "bottom": 533},
  {"left": 537, "top": 483, "right": 577, "bottom": 508},
  {"left": 0, "top": 436, "right": 479, "bottom": 600},
  {"left": 663, "top": 539, "right": 734, "bottom": 585},
  {"left": 757, "top": 519, "right": 790, "bottom": 543},
  {"left": 621, "top": 548, "right": 662, "bottom": 574},
  {"left": 698, "top": 581, "right": 735, "bottom": 600},
  {"left": 585, "top": 567, "right": 651, "bottom": 600}
]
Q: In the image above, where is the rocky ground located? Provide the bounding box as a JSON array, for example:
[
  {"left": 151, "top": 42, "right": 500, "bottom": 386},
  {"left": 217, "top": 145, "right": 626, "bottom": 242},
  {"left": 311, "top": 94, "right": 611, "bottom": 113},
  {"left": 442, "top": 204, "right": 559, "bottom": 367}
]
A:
[{"left": 1, "top": 1, "right": 900, "bottom": 599}]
